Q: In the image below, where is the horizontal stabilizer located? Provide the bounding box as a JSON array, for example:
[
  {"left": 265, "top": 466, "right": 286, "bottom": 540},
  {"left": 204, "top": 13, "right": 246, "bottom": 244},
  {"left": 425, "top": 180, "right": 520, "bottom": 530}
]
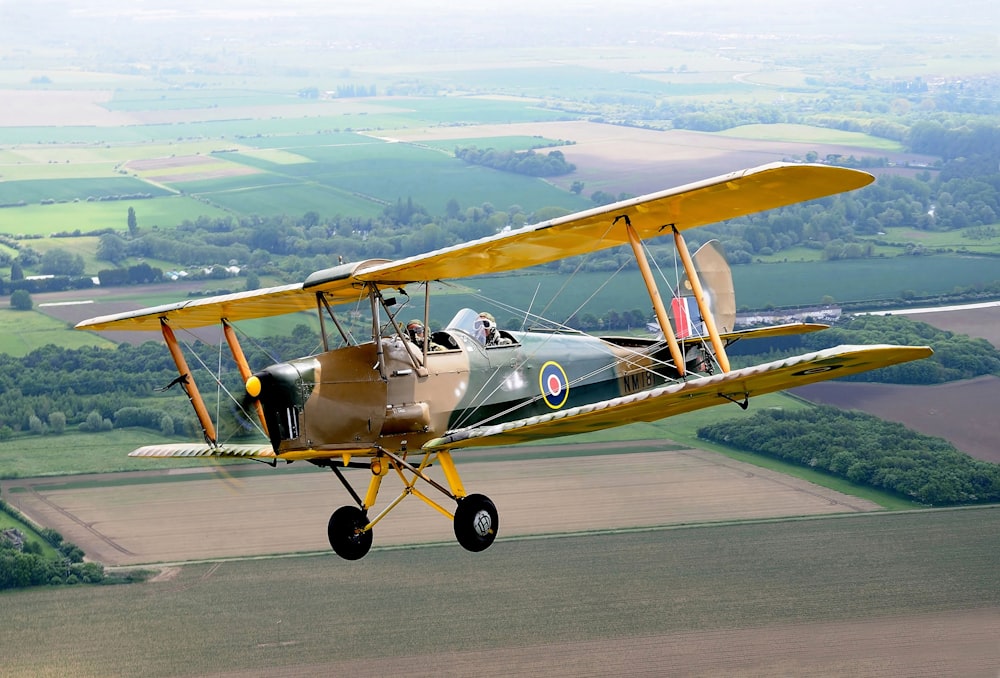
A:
[{"left": 425, "top": 344, "right": 932, "bottom": 450}]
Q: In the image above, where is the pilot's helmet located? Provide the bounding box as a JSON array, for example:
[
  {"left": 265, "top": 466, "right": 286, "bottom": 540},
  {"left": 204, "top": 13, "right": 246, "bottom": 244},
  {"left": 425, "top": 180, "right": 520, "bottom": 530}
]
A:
[
  {"left": 406, "top": 319, "right": 424, "bottom": 338},
  {"left": 476, "top": 312, "right": 498, "bottom": 340}
]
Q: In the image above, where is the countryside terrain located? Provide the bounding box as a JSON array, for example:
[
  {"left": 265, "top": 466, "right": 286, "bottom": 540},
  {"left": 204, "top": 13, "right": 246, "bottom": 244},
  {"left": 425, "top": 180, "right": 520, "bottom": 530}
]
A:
[{"left": 1, "top": 1, "right": 999, "bottom": 675}]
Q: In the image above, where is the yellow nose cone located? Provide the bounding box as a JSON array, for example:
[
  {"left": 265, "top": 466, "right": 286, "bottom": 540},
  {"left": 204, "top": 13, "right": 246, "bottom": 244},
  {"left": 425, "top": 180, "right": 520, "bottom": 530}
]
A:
[{"left": 245, "top": 375, "right": 262, "bottom": 398}]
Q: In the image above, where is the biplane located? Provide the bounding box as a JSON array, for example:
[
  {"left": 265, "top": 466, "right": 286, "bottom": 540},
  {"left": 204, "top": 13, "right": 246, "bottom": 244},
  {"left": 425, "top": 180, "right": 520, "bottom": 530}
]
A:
[{"left": 76, "top": 163, "right": 932, "bottom": 560}]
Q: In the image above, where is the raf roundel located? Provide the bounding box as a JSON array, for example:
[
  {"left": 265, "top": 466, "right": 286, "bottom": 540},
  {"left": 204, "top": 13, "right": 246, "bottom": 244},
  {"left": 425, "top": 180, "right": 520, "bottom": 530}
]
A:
[{"left": 539, "top": 361, "right": 569, "bottom": 409}]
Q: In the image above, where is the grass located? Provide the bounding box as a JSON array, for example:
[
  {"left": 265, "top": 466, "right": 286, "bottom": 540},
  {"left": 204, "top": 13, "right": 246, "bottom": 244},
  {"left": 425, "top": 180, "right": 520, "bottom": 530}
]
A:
[
  {"left": 0, "top": 506, "right": 996, "bottom": 676},
  {"left": 0, "top": 309, "right": 114, "bottom": 356},
  {"left": 0, "top": 509, "right": 60, "bottom": 558},
  {"left": 0, "top": 196, "right": 230, "bottom": 236},
  {"left": 0, "top": 430, "right": 222, "bottom": 478},
  {"left": 859, "top": 225, "right": 1000, "bottom": 255}
]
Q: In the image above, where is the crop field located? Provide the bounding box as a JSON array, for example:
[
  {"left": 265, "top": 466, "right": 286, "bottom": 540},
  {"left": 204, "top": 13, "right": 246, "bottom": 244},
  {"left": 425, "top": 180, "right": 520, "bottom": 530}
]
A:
[
  {"left": 380, "top": 121, "right": 940, "bottom": 197},
  {"left": 717, "top": 123, "right": 906, "bottom": 150},
  {"left": 794, "top": 305, "right": 1000, "bottom": 463},
  {"left": 1, "top": 506, "right": 997, "bottom": 677},
  {"left": 4, "top": 445, "right": 884, "bottom": 566}
]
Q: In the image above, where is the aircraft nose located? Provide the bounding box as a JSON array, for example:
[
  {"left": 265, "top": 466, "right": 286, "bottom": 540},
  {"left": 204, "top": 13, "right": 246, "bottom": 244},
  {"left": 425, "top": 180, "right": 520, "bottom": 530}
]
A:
[{"left": 246, "top": 374, "right": 262, "bottom": 398}]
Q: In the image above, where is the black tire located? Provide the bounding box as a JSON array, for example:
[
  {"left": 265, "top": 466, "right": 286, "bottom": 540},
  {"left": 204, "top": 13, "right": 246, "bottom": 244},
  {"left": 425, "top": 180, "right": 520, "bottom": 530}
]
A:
[
  {"left": 453, "top": 493, "right": 498, "bottom": 552},
  {"left": 327, "top": 505, "right": 373, "bottom": 560}
]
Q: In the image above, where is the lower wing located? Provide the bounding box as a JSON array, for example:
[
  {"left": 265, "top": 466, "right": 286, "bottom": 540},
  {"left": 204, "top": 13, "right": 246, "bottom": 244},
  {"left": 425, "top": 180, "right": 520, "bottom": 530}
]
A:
[
  {"left": 426, "top": 344, "right": 932, "bottom": 450},
  {"left": 129, "top": 444, "right": 276, "bottom": 459}
]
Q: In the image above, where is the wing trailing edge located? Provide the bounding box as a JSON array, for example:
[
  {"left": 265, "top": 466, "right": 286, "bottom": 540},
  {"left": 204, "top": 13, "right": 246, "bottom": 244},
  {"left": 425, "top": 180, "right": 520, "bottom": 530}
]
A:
[{"left": 425, "top": 344, "right": 933, "bottom": 450}]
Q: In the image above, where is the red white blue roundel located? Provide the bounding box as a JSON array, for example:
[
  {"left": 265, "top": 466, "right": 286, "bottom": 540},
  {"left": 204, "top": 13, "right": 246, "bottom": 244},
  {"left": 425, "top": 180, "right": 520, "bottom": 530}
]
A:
[{"left": 540, "top": 361, "right": 569, "bottom": 409}]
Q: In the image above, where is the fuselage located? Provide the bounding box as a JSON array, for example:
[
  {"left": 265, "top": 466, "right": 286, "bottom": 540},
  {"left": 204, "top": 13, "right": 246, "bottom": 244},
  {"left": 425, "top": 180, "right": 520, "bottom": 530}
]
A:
[{"left": 250, "top": 325, "right": 685, "bottom": 456}]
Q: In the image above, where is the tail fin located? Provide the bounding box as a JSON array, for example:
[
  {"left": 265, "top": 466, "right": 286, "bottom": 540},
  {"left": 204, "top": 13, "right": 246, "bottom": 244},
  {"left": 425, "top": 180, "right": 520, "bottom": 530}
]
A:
[{"left": 675, "top": 240, "right": 736, "bottom": 336}]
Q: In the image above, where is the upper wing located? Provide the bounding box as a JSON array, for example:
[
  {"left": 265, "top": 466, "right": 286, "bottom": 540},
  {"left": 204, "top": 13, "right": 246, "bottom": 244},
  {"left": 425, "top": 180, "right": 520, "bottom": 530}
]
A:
[
  {"left": 358, "top": 163, "right": 872, "bottom": 284},
  {"left": 77, "top": 163, "right": 871, "bottom": 332},
  {"left": 75, "top": 258, "right": 388, "bottom": 332},
  {"left": 424, "top": 344, "right": 933, "bottom": 450}
]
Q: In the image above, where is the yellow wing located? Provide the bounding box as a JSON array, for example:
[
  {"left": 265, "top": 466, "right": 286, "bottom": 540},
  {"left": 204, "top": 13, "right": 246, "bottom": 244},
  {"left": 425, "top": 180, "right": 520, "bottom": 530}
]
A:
[
  {"left": 76, "top": 163, "right": 871, "bottom": 332},
  {"left": 359, "top": 162, "right": 872, "bottom": 284},
  {"left": 424, "top": 344, "right": 933, "bottom": 450},
  {"left": 75, "top": 259, "right": 388, "bottom": 332},
  {"left": 128, "top": 443, "right": 276, "bottom": 459}
]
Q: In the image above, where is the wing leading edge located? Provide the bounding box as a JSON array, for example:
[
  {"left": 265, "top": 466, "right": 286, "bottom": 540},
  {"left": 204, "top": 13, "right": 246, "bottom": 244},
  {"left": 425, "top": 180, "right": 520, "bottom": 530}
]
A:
[{"left": 424, "top": 344, "right": 933, "bottom": 450}]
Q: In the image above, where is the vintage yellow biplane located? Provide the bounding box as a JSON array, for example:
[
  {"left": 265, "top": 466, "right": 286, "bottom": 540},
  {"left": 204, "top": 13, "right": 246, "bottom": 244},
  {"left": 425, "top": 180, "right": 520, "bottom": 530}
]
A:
[{"left": 76, "top": 163, "right": 932, "bottom": 560}]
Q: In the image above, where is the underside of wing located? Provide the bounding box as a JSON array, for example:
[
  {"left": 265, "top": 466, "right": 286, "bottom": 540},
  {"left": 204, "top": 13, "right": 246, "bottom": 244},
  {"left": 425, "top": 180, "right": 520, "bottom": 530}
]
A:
[
  {"left": 129, "top": 443, "right": 277, "bottom": 459},
  {"left": 358, "top": 163, "right": 873, "bottom": 284},
  {"left": 424, "top": 344, "right": 932, "bottom": 450},
  {"left": 719, "top": 322, "right": 830, "bottom": 342}
]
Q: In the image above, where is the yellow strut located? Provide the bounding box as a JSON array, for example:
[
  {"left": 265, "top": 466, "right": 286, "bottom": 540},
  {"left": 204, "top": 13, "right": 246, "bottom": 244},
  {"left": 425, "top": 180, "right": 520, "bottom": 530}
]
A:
[
  {"left": 435, "top": 451, "right": 467, "bottom": 499},
  {"left": 672, "top": 227, "right": 731, "bottom": 373},
  {"left": 625, "top": 222, "right": 686, "bottom": 377},
  {"left": 160, "top": 319, "right": 217, "bottom": 444},
  {"left": 222, "top": 320, "right": 269, "bottom": 437}
]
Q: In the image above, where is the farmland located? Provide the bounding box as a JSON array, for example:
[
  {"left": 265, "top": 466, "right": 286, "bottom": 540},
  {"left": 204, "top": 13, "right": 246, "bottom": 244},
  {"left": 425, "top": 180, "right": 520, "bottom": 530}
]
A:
[
  {"left": 793, "top": 304, "right": 1000, "bottom": 463},
  {"left": 1, "top": 505, "right": 997, "bottom": 676},
  {"left": 2, "top": 444, "right": 883, "bottom": 566},
  {"left": 1, "top": 3, "right": 999, "bottom": 675}
]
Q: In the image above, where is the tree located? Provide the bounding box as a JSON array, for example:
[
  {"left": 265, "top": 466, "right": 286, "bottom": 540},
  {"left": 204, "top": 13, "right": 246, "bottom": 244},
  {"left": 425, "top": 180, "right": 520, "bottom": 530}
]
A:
[
  {"left": 39, "top": 249, "right": 85, "bottom": 276},
  {"left": 97, "top": 233, "right": 126, "bottom": 263},
  {"left": 10, "top": 260, "right": 24, "bottom": 281},
  {"left": 244, "top": 270, "right": 260, "bottom": 290},
  {"left": 127, "top": 206, "right": 138, "bottom": 238},
  {"left": 10, "top": 289, "right": 32, "bottom": 311},
  {"left": 48, "top": 412, "right": 66, "bottom": 435}
]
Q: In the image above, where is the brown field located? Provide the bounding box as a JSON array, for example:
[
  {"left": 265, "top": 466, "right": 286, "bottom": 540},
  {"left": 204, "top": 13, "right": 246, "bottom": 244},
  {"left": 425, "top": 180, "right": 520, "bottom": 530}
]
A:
[
  {"left": 794, "top": 305, "right": 1000, "bottom": 462},
  {"left": 0, "top": 89, "right": 137, "bottom": 127},
  {"left": 236, "top": 609, "right": 1000, "bottom": 678},
  {"left": 3, "top": 446, "right": 878, "bottom": 566},
  {"left": 793, "top": 376, "right": 1000, "bottom": 462},
  {"left": 378, "top": 120, "right": 937, "bottom": 196}
]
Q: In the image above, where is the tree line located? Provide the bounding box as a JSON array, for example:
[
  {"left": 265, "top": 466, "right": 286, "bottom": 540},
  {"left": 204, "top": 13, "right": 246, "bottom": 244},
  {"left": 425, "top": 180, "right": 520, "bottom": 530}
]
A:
[
  {"left": 697, "top": 406, "right": 1000, "bottom": 506},
  {"left": 0, "top": 498, "right": 101, "bottom": 589},
  {"left": 454, "top": 146, "right": 576, "bottom": 177}
]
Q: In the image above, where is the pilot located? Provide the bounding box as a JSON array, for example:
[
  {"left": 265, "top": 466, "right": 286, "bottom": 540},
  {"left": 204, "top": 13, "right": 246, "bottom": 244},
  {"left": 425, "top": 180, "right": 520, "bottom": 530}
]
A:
[
  {"left": 406, "top": 319, "right": 425, "bottom": 344},
  {"left": 406, "top": 319, "right": 444, "bottom": 351},
  {"left": 477, "top": 312, "right": 512, "bottom": 346}
]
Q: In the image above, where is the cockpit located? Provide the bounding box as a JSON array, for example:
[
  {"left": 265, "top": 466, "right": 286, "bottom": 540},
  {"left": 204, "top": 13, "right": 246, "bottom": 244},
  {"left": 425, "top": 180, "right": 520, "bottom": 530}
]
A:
[{"left": 444, "top": 308, "right": 517, "bottom": 347}]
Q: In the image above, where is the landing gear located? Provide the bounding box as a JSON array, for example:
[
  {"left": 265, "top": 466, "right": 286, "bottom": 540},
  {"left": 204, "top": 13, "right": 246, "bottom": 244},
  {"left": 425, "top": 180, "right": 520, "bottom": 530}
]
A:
[
  {"left": 322, "top": 450, "right": 499, "bottom": 560},
  {"left": 327, "top": 505, "right": 373, "bottom": 560},
  {"left": 454, "top": 493, "right": 498, "bottom": 552}
]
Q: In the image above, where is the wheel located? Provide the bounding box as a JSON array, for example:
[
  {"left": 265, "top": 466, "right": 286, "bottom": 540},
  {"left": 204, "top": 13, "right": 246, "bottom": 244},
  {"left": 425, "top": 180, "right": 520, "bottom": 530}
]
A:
[
  {"left": 453, "top": 493, "right": 498, "bottom": 552},
  {"left": 327, "top": 505, "right": 373, "bottom": 560}
]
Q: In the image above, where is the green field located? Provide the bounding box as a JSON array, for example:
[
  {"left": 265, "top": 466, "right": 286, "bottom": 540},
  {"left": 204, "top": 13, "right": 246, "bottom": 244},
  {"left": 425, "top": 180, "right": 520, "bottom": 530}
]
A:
[
  {"left": 0, "top": 430, "right": 243, "bottom": 478},
  {"left": 721, "top": 123, "right": 906, "bottom": 151},
  {"left": 0, "top": 507, "right": 996, "bottom": 676},
  {"left": 0, "top": 196, "right": 230, "bottom": 236},
  {"left": 0, "top": 309, "right": 114, "bottom": 355}
]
